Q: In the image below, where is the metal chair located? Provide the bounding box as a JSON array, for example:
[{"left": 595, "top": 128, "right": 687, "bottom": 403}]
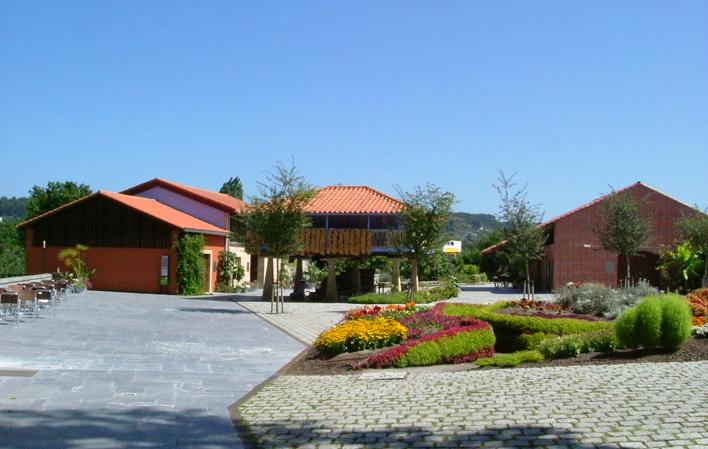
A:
[
  {"left": 1, "top": 292, "right": 21, "bottom": 323},
  {"left": 35, "top": 290, "right": 53, "bottom": 317}
]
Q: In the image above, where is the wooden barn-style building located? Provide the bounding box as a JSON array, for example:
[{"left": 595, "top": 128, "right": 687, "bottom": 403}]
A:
[
  {"left": 20, "top": 179, "right": 247, "bottom": 294},
  {"left": 482, "top": 182, "right": 698, "bottom": 291}
]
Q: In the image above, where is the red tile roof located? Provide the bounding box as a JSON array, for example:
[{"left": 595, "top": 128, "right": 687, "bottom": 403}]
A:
[
  {"left": 306, "top": 185, "right": 404, "bottom": 214},
  {"left": 18, "top": 191, "right": 229, "bottom": 235},
  {"left": 122, "top": 178, "right": 247, "bottom": 213}
]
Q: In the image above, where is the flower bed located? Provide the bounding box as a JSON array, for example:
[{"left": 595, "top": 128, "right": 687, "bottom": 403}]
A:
[
  {"left": 345, "top": 302, "right": 416, "bottom": 320},
  {"left": 444, "top": 302, "right": 612, "bottom": 352},
  {"left": 356, "top": 303, "right": 495, "bottom": 368},
  {"left": 314, "top": 317, "right": 408, "bottom": 355}
]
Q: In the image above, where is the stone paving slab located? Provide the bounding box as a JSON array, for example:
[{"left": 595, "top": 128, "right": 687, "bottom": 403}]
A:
[
  {"left": 236, "top": 301, "right": 359, "bottom": 344},
  {"left": 0, "top": 290, "right": 304, "bottom": 449},
  {"left": 239, "top": 361, "right": 708, "bottom": 449}
]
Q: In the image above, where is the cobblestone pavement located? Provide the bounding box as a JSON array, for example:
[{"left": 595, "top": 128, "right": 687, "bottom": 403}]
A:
[
  {"left": 239, "top": 361, "right": 708, "bottom": 449},
  {"left": 236, "top": 300, "right": 358, "bottom": 344},
  {"left": 0, "top": 290, "right": 303, "bottom": 449},
  {"left": 453, "top": 283, "right": 554, "bottom": 304}
]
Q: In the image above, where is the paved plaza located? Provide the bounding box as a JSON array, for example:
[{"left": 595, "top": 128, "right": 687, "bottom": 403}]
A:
[
  {"left": 239, "top": 361, "right": 708, "bottom": 449},
  {"left": 0, "top": 290, "right": 304, "bottom": 449}
]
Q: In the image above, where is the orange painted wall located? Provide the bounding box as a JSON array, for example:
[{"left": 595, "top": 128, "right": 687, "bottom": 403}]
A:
[
  {"left": 204, "top": 234, "right": 227, "bottom": 292},
  {"left": 25, "top": 228, "right": 225, "bottom": 294}
]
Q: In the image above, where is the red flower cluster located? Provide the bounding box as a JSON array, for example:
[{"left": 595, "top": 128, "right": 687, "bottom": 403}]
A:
[
  {"left": 357, "top": 304, "right": 493, "bottom": 369},
  {"left": 345, "top": 302, "right": 415, "bottom": 320}
]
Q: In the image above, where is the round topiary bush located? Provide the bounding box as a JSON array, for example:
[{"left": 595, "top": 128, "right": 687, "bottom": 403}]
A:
[
  {"left": 615, "top": 294, "right": 692, "bottom": 350},
  {"left": 634, "top": 296, "right": 663, "bottom": 348},
  {"left": 660, "top": 294, "right": 692, "bottom": 349},
  {"left": 615, "top": 307, "right": 639, "bottom": 349}
]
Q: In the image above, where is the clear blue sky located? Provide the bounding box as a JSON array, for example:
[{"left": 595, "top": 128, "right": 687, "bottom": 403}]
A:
[{"left": 1, "top": 1, "right": 706, "bottom": 218}]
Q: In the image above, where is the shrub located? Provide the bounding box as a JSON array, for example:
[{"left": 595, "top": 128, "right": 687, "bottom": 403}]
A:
[
  {"left": 444, "top": 302, "right": 611, "bottom": 352},
  {"left": 176, "top": 234, "right": 206, "bottom": 295},
  {"left": 615, "top": 294, "right": 692, "bottom": 349},
  {"left": 660, "top": 295, "right": 692, "bottom": 348},
  {"left": 314, "top": 317, "right": 407, "bottom": 355},
  {"left": 615, "top": 307, "right": 640, "bottom": 349},
  {"left": 538, "top": 332, "right": 619, "bottom": 359},
  {"left": 555, "top": 281, "right": 659, "bottom": 319},
  {"left": 476, "top": 350, "right": 544, "bottom": 367},
  {"left": 349, "top": 291, "right": 433, "bottom": 304},
  {"left": 517, "top": 333, "right": 549, "bottom": 350}
]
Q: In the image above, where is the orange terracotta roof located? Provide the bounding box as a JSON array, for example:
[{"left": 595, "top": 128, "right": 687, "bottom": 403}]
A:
[
  {"left": 18, "top": 191, "right": 229, "bottom": 235},
  {"left": 306, "top": 185, "right": 403, "bottom": 214},
  {"left": 122, "top": 178, "right": 247, "bottom": 213}
]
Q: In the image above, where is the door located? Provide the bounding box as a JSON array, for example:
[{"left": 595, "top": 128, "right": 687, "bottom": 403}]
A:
[{"left": 202, "top": 254, "right": 211, "bottom": 293}]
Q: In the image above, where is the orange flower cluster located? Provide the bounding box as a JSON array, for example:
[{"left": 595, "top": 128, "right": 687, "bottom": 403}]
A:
[
  {"left": 686, "top": 288, "right": 708, "bottom": 317},
  {"left": 692, "top": 316, "right": 706, "bottom": 327}
]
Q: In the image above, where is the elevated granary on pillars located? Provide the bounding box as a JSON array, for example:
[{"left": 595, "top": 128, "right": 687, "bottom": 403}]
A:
[{"left": 293, "top": 185, "right": 409, "bottom": 300}]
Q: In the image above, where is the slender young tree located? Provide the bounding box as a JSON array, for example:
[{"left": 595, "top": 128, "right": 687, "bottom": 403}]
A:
[
  {"left": 677, "top": 207, "right": 708, "bottom": 286},
  {"left": 219, "top": 176, "right": 244, "bottom": 200},
  {"left": 493, "top": 172, "right": 546, "bottom": 296},
  {"left": 397, "top": 184, "right": 455, "bottom": 296},
  {"left": 241, "top": 161, "right": 315, "bottom": 311},
  {"left": 596, "top": 190, "right": 651, "bottom": 287}
]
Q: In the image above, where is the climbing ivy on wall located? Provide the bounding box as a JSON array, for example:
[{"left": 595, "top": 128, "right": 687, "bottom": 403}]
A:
[{"left": 176, "top": 233, "right": 205, "bottom": 295}]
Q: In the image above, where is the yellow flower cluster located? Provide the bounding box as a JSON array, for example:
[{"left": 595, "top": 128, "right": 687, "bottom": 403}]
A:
[{"left": 315, "top": 317, "right": 408, "bottom": 354}]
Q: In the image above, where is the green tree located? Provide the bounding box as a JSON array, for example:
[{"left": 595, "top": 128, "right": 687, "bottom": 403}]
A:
[
  {"left": 397, "top": 184, "right": 456, "bottom": 295},
  {"left": 241, "top": 161, "right": 316, "bottom": 308},
  {"left": 596, "top": 190, "right": 651, "bottom": 287},
  {"left": 176, "top": 234, "right": 206, "bottom": 295},
  {"left": 0, "top": 218, "right": 25, "bottom": 277},
  {"left": 677, "top": 207, "right": 708, "bottom": 285},
  {"left": 0, "top": 196, "right": 28, "bottom": 219},
  {"left": 657, "top": 241, "right": 703, "bottom": 293},
  {"left": 220, "top": 176, "right": 244, "bottom": 200},
  {"left": 26, "top": 181, "right": 92, "bottom": 219},
  {"left": 494, "top": 172, "right": 546, "bottom": 294}
]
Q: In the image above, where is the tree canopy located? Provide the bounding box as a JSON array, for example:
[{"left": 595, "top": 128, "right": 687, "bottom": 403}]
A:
[
  {"left": 596, "top": 190, "right": 651, "bottom": 285},
  {"left": 493, "top": 171, "right": 546, "bottom": 291},
  {"left": 397, "top": 183, "right": 455, "bottom": 292},
  {"left": 220, "top": 176, "right": 244, "bottom": 200},
  {"left": 26, "top": 181, "right": 92, "bottom": 219}
]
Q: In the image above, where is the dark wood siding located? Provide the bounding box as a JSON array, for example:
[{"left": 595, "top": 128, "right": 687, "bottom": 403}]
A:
[{"left": 31, "top": 196, "right": 173, "bottom": 248}]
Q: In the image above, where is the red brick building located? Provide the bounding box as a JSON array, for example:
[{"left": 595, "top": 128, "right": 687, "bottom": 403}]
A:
[
  {"left": 19, "top": 179, "right": 245, "bottom": 294},
  {"left": 483, "top": 182, "right": 697, "bottom": 291}
]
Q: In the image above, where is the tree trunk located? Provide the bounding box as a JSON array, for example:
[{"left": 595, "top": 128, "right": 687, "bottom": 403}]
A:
[
  {"left": 325, "top": 259, "right": 338, "bottom": 301},
  {"left": 410, "top": 259, "right": 419, "bottom": 298},
  {"left": 263, "top": 257, "right": 274, "bottom": 303},
  {"left": 524, "top": 259, "right": 530, "bottom": 298},
  {"left": 625, "top": 255, "right": 631, "bottom": 289},
  {"left": 293, "top": 258, "right": 304, "bottom": 300},
  {"left": 352, "top": 263, "right": 361, "bottom": 294},
  {"left": 391, "top": 259, "right": 401, "bottom": 293}
]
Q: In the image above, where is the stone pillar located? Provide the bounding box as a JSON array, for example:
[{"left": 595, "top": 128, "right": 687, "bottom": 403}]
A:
[
  {"left": 391, "top": 258, "right": 402, "bottom": 292},
  {"left": 293, "top": 257, "right": 305, "bottom": 300},
  {"left": 262, "top": 257, "right": 274, "bottom": 301},
  {"left": 410, "top": 259, "right": 419, "bottom": 296},
  {"left": 352, "top": 262, "right": 361, "bottom": 294},
  {"left": 325, "top": 259, "right": 339, "bottom": 301}
]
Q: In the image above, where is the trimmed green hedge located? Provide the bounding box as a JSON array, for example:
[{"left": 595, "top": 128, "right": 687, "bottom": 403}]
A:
[
  {"left": 444, "top": 302, "right": 612, "bottom": 352},
  {"left": 349, "top": 291, "right": 435, "bottom": 304},
  {"left": 395, "top": 328, "right": 496, "bottom": 368},
  {"left": 476, "top": 350, "right": 544, "bottom": 368}
]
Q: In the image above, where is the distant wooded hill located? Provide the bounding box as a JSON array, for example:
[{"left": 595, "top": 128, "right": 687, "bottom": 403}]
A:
[
  {"left": 445, "top": 212, "right": 503, "bottom": 244},
  {"left": 0, "top": 196, "right": 28, "bottom": 219}
]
